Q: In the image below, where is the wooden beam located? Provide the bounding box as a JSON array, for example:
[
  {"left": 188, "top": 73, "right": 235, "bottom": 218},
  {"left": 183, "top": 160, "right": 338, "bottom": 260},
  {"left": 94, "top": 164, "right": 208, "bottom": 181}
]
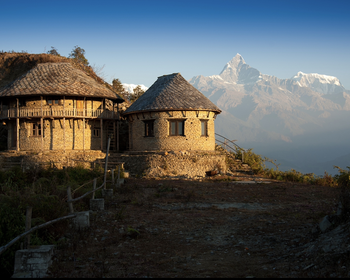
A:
[
  {"left": 16, "top": 98, "right": 19, "bottom": 151},
  {"left": 100, "top": 118, "right": 103, "bottom": 151},
  {"left": 83, "top": 97, "right": 85, "bottom": 151},
  {"left": 63, "top": 96, "right": 65, "bottom": 152},
  {"left": 116, "top": 103, "right": 119, "bottom": 152},
  {"left": 41, "top": 96, "right": 43, "bottom": 152}
]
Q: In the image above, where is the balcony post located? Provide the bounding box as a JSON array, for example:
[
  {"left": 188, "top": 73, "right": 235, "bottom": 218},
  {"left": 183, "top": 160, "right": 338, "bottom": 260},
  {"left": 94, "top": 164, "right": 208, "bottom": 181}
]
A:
[
  {"left": 100, "top": 118, "right": 103, "bottom": 151},
  {"left": 63, "top": 96, "right": 66, "bottom": 152},
  {"left": 16, "top": 98, "right": 19, "bottom": 151},
  {"left": 83, "top": 97, "right": 85, "bottom": 151},
  {"left": 41, "top": 96, "right": 43, "bottom": 152},
  {"left": 116, "top": 103, "right": 119, "bottom": 152}
]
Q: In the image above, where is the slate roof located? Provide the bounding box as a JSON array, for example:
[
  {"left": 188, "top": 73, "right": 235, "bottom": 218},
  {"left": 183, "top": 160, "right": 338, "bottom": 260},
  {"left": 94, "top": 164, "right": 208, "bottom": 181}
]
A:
[
  {"left": 0, "top": 63, "right": 124, "bottom": 102},
  {"left": 124, "top": 73, "right": 221, "bottom": 115}
]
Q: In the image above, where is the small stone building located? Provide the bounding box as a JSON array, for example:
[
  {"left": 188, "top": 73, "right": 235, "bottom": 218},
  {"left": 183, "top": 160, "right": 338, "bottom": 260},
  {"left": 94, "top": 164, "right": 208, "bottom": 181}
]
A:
[
  {"left": 123, "top": 73, "right": 221, "bottom": 151},
  {"left": 0, "top": 62, "right": 124, "bottom": 152}
]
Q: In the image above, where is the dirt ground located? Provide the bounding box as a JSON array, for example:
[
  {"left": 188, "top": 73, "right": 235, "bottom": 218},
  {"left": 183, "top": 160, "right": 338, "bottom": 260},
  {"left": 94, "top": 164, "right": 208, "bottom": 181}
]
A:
[{"left": 48, "top": 174, "right": 349, "bottom": 278}]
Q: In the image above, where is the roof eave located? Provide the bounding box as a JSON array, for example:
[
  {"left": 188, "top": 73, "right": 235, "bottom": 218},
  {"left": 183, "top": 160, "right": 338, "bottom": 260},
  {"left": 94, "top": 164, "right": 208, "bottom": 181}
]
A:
[{"left": 123, "top": 108, "right": 222, "bottom": 116}]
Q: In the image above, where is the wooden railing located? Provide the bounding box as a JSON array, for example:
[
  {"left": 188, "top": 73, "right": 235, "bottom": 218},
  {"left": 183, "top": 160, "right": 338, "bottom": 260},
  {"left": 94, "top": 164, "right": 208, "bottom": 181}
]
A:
[
  {"left": 0, "top": 137, "right": 121, "bottom": 256},
  {"left": 0, "top": 108, "right": 117, "bottom": 119}
]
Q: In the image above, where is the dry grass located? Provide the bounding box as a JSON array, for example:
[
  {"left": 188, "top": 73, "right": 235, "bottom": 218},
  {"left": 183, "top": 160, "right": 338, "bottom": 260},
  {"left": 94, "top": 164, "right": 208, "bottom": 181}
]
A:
[
  {"left": 0, "top": 52, "right": 108, "bottom": 90},
  {"left": 47, "top": 177, "right": 343, "bottom": 278}
]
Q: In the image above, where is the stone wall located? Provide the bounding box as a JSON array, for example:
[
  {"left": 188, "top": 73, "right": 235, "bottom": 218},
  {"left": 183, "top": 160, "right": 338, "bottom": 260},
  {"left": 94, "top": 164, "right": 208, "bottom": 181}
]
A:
[
  {"left": 118, "top": 151, "right": 227, "bottom": 179},
  {"left": 0, "top": 150, "right": 227, "bottom": 179},
  {"left": 128, "top": 110, "right": 217, "bottom": 152},
  {"left": 0, "top": 150, "right": 106, "bottom": 170},
  {"left": 8, "top": 120, "right": 112, "bottom": 151},
  {"left": 6, "top": 96, "right": 117, "bottom": 151}
]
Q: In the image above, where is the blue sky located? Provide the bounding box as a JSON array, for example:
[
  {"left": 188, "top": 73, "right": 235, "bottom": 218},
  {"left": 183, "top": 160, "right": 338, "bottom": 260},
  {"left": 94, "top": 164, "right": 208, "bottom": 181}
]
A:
[{"left": 1, "top": 0, "right": 350, "bottom": 88}]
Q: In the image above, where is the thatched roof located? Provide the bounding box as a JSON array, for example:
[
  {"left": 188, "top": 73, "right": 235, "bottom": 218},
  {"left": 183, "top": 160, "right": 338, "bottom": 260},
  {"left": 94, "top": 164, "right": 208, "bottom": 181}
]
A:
[
  {"left": 0, "top": 62, "right": 124, "bottom": 102},
  {"left": 123, "top": 73, "right": 221, "bottom": 115}
]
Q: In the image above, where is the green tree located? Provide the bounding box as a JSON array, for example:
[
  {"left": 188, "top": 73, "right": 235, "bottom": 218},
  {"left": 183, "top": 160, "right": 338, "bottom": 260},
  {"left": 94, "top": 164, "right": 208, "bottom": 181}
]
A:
[
  {"left": 47, "top": 46, "right": 60, "bottom": 56},
  {"left": 112, "top": 78, "right": 128, "bottom": 100},
  {"left": 68, "top": 45, "right": 89, "bottom": 66},
  {"left": 131, "top": 85, "right": 145, "bottom": 102}
]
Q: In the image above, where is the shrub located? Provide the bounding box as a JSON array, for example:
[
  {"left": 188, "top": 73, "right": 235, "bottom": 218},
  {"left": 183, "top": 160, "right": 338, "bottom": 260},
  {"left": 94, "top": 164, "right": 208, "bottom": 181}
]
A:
[
  {"left": 236, "top": 148, "right": 266, "bottom": 174},
  {"left": 0, "top": 196, "right": 25, "bottom": 277}
]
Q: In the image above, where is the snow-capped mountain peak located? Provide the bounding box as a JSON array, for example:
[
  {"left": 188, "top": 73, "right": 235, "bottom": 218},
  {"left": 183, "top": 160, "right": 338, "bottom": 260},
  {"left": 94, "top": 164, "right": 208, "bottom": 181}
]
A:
[
  {"left": 219, "top": 54, "right": 260, "bottom": 84},
  {"left": 291, "top": 71, "right": 344, "bottom": 94}
]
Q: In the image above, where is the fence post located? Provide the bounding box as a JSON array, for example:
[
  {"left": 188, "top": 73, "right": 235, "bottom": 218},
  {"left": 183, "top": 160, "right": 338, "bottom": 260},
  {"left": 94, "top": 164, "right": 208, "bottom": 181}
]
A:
[
  {"left": 67, "top": 186, "right": 74, "bottom": 214},
  {"left": 24, "top": 206, "right": 32, "bottom": 249},
  {"left": 92, "top": 178, "right": 97, "bottom": 199}
]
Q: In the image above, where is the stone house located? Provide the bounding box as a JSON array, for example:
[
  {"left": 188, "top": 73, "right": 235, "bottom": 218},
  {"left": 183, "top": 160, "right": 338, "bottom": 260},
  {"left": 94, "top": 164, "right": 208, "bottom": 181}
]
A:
[
  {"left": 0, "top": 62, "right": 124, "bottom": 152},
  {"left": 123, "top": 73, "right": 221, "bottom": 151}
]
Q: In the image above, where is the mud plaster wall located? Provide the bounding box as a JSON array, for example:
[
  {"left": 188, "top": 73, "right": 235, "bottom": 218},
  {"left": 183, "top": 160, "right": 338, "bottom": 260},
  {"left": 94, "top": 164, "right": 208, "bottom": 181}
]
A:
[
  {"left": 120, "top": 151, "right": 227, "bottom": 178},
  {"left": 128, "top": 111, "right": 216, "bottom": 152}
]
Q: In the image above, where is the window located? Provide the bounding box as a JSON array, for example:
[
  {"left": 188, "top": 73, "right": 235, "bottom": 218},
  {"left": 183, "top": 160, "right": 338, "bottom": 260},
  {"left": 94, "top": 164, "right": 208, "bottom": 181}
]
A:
[
  {"left": 31, "top": 123, "right": 41, "bottom": 137},
  {"left": 143, "top": 120, "right": 154, "bottom": 137},
  {"left": 169, "top": 119, "right": 185, "bottom": 136},
  {"left": 93, "top": 121, "right": 100, "bottom": 137},
  {"left": 201, "top": 120, "right": 208, "bottom": 136},
  {"left": 47, "top": 99, "right": 59, "bottom": 105}
]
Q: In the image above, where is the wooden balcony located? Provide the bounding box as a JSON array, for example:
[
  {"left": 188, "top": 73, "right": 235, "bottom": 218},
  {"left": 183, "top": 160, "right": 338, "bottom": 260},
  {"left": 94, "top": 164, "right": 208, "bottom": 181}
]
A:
[{"left": 0, "top": 108, "right": 118, "bottom": 120}]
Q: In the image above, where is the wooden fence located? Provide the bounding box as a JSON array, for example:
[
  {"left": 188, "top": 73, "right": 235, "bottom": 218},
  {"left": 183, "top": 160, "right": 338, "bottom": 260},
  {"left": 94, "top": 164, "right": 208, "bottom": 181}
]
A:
[{"left": 0, "top": 136, "right": 123, "bottom": 256}]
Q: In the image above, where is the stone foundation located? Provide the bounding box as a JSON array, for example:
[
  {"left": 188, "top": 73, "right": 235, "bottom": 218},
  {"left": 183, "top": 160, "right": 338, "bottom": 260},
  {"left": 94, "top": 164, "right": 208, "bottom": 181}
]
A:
[
  {"left": 0, "top": 150, "right": 228, "bottom": 179},
  {"left": 0, "top": 150, "right": 106, "bottom": 170},
  {"left": 117, "top": 151, "right": 227, "bottom": 179}
]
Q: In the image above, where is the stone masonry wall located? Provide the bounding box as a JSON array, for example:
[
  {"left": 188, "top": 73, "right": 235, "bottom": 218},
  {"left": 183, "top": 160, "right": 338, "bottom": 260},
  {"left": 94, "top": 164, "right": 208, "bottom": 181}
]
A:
[
  {"left": 129, "top": 111, "right": 216, "bottom": 152},
  {"left": 6, "top": 97, "right": 112, "bottom": 151},
  {"left": 119, "top": 151, "right": 227, "bottom": 179},
  {"left": 0, "top": 150, "right": 106, "bottom": 170},
  {"left": 8, "top": 120, "right": 108, "bottom": 151}
]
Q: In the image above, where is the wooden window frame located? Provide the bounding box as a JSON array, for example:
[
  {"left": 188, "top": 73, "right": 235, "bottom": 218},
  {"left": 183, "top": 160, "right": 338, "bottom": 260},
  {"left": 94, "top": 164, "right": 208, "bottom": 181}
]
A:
[
  {"left": 47, "top": 99, "right": 60, "bottom": 106},
  {"left": 168, "top": 119, "right": 185, "bottom": 136},
  {"left": 31, "top": 122, "right": 42, "bottom": 137},
  {"left": 143, "top": 120, "right": 155, "bottom": 137},
  {"left": 200, "top": 120, "right": 208, "bottom": 137},
  {"left": 92, "top": 121, "right": 101, "bottom": 138}
]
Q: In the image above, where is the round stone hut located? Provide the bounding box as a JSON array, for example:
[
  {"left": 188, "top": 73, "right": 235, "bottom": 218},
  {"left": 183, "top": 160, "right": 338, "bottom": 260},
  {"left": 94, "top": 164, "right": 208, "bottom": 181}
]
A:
[
  {"left": 0, "top": 62, "right": 124, "bottom": 152},
  {"left": 123, "top": 73, "right": 221, "bottom": 151}
]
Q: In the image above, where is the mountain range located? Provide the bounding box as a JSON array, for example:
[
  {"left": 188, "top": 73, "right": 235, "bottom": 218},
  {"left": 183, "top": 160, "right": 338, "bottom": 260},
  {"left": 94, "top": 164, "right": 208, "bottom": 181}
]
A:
[
  {"left": 122, "top": 83, "right": 148, "bottom": 94},
  {"left": 189, "top": 54, "right": 350, "bottom": 175}
]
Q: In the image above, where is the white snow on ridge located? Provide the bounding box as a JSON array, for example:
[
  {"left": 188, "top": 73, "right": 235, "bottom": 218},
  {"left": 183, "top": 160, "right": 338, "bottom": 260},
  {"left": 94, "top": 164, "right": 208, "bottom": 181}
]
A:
[
  {"left": 122, "top": 83, "right": 148, "bottom": 93},
  {"left": 209, "top": 75, "right": 223, "bottom": 80},
  {"left": 291, "top": 71, "right": 344, "bottom": 94},
  {"left": 292, "top": 71, "right": 341, "bottom": 86}
]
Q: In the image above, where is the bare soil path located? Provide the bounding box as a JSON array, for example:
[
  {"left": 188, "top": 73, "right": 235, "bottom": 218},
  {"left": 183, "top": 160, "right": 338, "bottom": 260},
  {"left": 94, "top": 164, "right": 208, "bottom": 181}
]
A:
[{"left": 48, "top": 176, "right": 348, "bottom": 278}]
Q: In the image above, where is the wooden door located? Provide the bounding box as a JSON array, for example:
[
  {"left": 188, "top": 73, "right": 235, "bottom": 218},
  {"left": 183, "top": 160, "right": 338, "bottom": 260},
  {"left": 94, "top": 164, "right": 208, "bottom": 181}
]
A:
[{"left": 77, "top": 100, "right": 84, "bottom": 116}]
